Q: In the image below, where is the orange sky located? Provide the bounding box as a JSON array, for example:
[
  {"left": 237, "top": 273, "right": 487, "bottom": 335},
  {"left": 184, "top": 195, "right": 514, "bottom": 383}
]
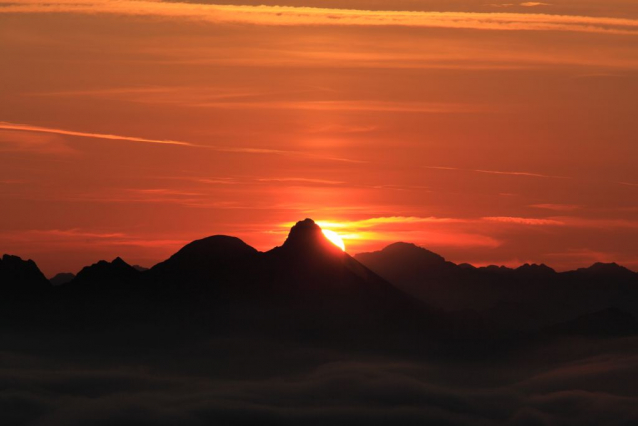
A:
[{"left": 1, "top": 0, "right": 637, "bottom": 276}]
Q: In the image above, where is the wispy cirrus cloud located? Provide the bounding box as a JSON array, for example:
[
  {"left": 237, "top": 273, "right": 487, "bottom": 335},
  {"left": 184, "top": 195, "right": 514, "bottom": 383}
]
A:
[
  {"left": 488, "top": 2, "right": 550, "bottom": 7},
  {"left": 192, "top": 100, "right": 483, "bottom": 114},
  {"left": 423, "top": 165, "right": 570, "bottom": 179},
  {"left": 313, "top": 216, "right": 466, "bottom": 230},
  {"left": 483, "top": 216, "right": 565, "bottom": 225},
  {"left": 257, "top": 177, "right": 345, "bottom": 185},
  {"left": 530, "top": 203, "right": 580, "bottom": 211},
  {"left": 1, "top": 0, "right": 638, "bottom": 35},
  {"left": 0, "top": 121, "right": 364, "bottom": 163},
  {"left": 0, "top": 121, "right": 196, "bottom": 148}
]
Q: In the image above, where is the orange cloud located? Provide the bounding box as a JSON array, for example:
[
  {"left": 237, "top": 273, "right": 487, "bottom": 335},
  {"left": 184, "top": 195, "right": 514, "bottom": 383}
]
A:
[
  {"left": 276, "top": 216, "right": 499, "bottom": 252},
  {"left": 530, "top": 204, "right": 580, "bottom": 211},
  {"left": 483, "top": 216, "right": 565, "bottom": 225},
  {"left": 2, "top": 1, "right": 638, "bottom": 35}
]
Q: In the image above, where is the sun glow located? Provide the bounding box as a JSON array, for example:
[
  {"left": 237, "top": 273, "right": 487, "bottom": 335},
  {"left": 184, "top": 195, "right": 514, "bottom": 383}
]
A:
[{"left": 322, "top": 229, "right": 346, "bottom": 251}]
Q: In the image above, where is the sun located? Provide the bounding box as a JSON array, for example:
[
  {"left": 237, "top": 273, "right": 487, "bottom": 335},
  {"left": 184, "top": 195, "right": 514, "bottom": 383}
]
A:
[{"left": 322, "top": 229, "right": 346, "bottom": 251}]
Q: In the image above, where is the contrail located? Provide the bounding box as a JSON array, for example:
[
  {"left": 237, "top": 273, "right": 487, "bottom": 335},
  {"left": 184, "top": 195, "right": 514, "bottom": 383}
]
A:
[{"left": 0, "top": 121, "right": 365, "bottom": 163}]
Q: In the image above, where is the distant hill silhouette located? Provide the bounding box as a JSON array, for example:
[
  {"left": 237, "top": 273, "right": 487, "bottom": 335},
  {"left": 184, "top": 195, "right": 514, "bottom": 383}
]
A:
[
  {"left": 132, "top": 264, "right": 148, "bottom": 272},
  {"left": 355, "top": 242, "right": 638, "bottom": 330},
  {"left": 49, "top": 272, "right": 75, "bottom": 286},
  {"left": 149, "top": 235, "right": 259, "bottom": 283}
]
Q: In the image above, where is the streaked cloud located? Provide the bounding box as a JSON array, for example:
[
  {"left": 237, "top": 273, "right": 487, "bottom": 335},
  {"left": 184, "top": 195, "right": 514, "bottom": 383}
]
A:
[
  {"left": 257, "top": 177, "right": 345, "bottom": 185},
  {"left": 192, "top": 100, "right": 483, "bottom": 114},
  {"left": 0, "top": 122, "right": 364, "bottom": 163},
  {"left": 277, "top": 216, "right": 499, "bottom": 251},
  {"left": 0, "top": 121, "right": 196, "bottom": 148},
  {"left": 483, "top": 216, "right": 638, "bottom": 229},
  {"left": 483, "top": 216, "right": 565, "bottom": 225},
  {"left": 474, "top": 169, "right": 570, "bottom": 179},
  {"left": 314, "top": 216, "right": 465, "bottom": 230},
  {"left": 2, "top": 1, "right": 638, "bottom": 35},
  {"left": 530, "top": 203, "right": 580, "bottom": 211},
  {"left": 423, "top": 165, "right": 570, "bottom": 179}
]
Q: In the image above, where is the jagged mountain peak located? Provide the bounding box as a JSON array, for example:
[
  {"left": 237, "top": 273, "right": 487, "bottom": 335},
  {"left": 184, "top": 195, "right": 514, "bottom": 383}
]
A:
[
  {"left": 278, "top": 218, "right": 343, "bottom": 257},
  {"left": 74, "top": 256, "right": 139, "bottom": 283},
  {"left": 0, "top": 254, "right": 51, "bottom": 293}
]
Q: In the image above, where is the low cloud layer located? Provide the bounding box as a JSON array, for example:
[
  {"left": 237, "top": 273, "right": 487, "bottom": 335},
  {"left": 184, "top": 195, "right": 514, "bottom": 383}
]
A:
[{"left": 2, "top": 336, "right": 638, "bottom": 426}]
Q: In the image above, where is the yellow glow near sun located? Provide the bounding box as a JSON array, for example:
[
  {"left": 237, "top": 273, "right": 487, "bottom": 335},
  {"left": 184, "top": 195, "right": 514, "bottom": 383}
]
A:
[{"left": 322, "top": 229, "right": 346, "bottom": 251}]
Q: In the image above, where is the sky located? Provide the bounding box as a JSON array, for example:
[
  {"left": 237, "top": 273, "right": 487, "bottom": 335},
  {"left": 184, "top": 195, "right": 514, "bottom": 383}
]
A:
[{"left": 1, "top": 0, "right": 637, "bottom": 276}]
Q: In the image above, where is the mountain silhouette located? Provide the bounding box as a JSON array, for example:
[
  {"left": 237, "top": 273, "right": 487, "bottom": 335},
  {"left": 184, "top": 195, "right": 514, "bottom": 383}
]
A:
[
  {"left": 355, "top": 242, "right": 638, "bottom": 330},
  {"left": 57, "top": 257, "right": 142, "bottom": 305},
  {"left": 75, "top": 257, "right": 138, "bottom": 281},
  {"left": 3, "top": 222, "right": 638, "bottom": 341},
  {"left": 2, "top": 219, "right": 431, "bottom": 346},
  {"left": 252, "top": 220, "right": 431, "bottom": 336},
  {"left": 49, "top": 272, "right": 75, "bottom": 286},
  {"left": 149, "top": 235, "right": 258, "bottom": 282},
  {"left": 0, "top": 254, "right": 51, "bottom": 295},
  {"left": 144, "top": 219, "right": 432, "bottom": 341}
]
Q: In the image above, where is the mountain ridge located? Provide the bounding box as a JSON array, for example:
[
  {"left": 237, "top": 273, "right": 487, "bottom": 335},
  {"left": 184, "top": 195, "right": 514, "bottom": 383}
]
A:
[{"left": 2, "top": 222, "right": 637, "bottom": 338}]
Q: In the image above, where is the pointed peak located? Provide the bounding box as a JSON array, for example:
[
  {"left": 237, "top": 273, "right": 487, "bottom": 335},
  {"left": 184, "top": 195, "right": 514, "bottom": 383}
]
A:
[
  {"left": 111, "top": 257, "right": 128, "bottom": 266},
  {"left": 281, "top": 218, "right": 341, "bottom": 255},
  {"left": 75, "top": 256, "right": 139, "bottom": 282},
  {"left": 290, "top": 218, "right": 320, "bottom": 232},
  {"left": 283, "top": 218, "right": 322, "bottom": 245}
]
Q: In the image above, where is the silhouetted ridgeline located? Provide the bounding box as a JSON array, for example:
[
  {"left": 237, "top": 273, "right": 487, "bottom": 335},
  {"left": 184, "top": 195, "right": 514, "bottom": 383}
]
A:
[
  {"left": 1, "top": 220, "right": 638, "bottom": 340},
  {"left": 355, "top": 242, "right": 638, "bottom": 332}
]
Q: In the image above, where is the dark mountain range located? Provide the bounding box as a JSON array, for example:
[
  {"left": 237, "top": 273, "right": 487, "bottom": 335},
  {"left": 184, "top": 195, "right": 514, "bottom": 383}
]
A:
[
  {"left": 75, "top": 257, "right": 140, "bottom": 283},
  {"left": 2, "top": 221, "right": 637, "bottom": 340},
  {"left": 57, "top": 257, "right": 141, "bottom": 298},
  {"left": 355, "top": 242, "right": 638, "bottom": 330},
  {"left": 0, "top": 220, "right": 434, "bottom": 347}
]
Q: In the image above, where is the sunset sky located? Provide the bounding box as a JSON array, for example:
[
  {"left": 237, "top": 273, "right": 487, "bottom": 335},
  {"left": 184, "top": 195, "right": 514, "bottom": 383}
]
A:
[{"left": 1, "top": 0, "right": 637, "bottom": 276}]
